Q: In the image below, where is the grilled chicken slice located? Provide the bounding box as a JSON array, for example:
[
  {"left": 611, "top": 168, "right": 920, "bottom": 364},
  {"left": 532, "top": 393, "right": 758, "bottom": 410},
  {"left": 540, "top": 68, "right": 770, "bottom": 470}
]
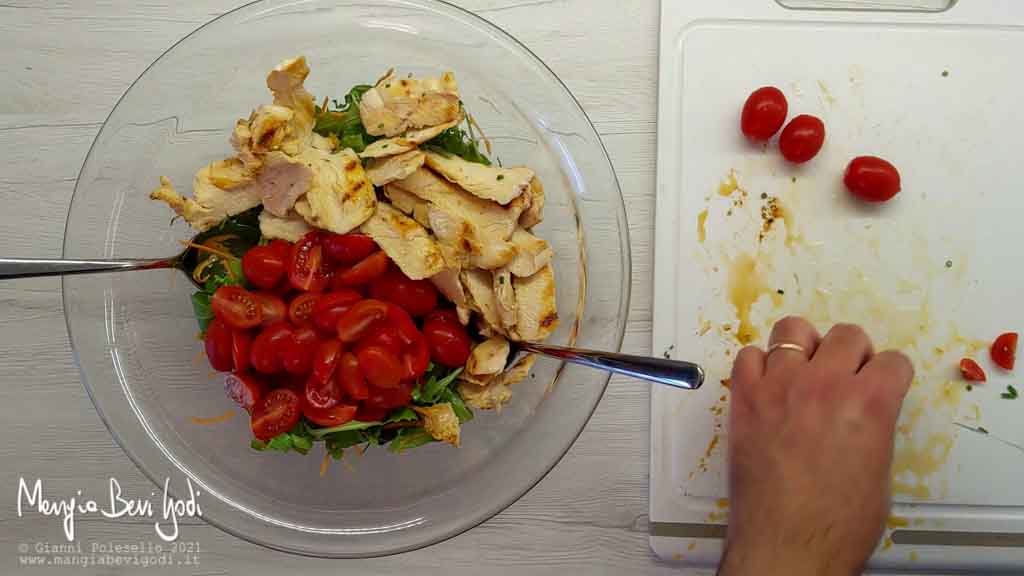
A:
[
  {"left": 259, "top": 210, "right": 312, "bottom": 242},
  {"left": 511, "top": 264, "right": 558, "bottom": 342},
  {"left": 493, "top": 267, "right": 516, "bottom": 330},
  {"left": 359, "top": 115, "right": 463, "bottom": 159},
  {"left": 461, "top": 268, "right": 504, "bottom": 334},
  {"left": 424, "top": 152, "right": 534, "bottom": 205},
  {"left": 360, "top": 203, "right": 445, "bottom": 280},
  {"left": 266, "top": 56, "right": 317, "bottom": 152},
  {"left": 507, "top": 227, "right": 554, "bottom": 278},
  {"left": 358, "top": 71, "right": 460, "bottom": 137},
  {"left": 413, "top": 404, "right": 461, "bottom": 447},
  {"left": 458, "top": 354, "right": 536, "bottom": 411},
  {"left": 429, "top": 268, "right": 467, "bottom": 306},
  {"left": 365, "top": 150, "right": 425, "bottom": 187},
  {"left": 149, "top": 159, "right": 261, "bottom": 232},
  {"left": 519, "top": 176, "right": 546, "bottom": 229},
  {"left": 299, "top": 148, "right": 376, "bottom": 234},
  {"left": 383, "top": 184, "right": 432, "bottom": 229},
  {"left": 427, "top": 207, "right": 516, "bottom": 270},
  {"left": 257, "top": 152, "right": 314, "bottom": 217},
  {"left": 466, "top": 337, "right": 510, "bottom": 376},
  {"left": 393, "top": 168, "right": 525, "bottom": 239}
]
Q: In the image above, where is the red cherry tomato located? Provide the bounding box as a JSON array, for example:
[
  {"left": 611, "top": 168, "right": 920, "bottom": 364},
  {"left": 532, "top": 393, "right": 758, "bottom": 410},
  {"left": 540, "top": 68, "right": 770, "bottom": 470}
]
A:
[
  {"left": 335, "top": 251, "right": 390, "bottom": 286},
  {"left": 323, "top": 233, "right": 378, "bottom": 264},
  {"left": 252, "top": 291, "right": 286, "bottom": 326},
  {"left": 224, "top": 372, "right": 264, "bottom": 413},
  {"left": 422, "top": 316, "right": 472, "bottom": 367},
  {"left": 303, "top": 403, "right": 358, "bottom": 428},
  {"left": 311, "top": 339, "right": 344, "bottom": 385},
  {"left": 231, "top": 329, "right": 253, "bottom": 373},
  {"left": 336, "top": 299, "right": 389, "bottom": 343},
  {"left": 385, "top": 302, "right": 420, "bottom": 346},
  {"left": 337, "top": 352, "right": 370, "bottom": 401},
  {"left": 287, "top": 293, "right": 320, "bottom": 328},
  {"left": 356, "top": 346, "right": 404, "bottom": 389},
  {"left": 364, "top": 380, "right": 413, "bottom": 409},
  {"left": 991, "top": 332, "right": 1019, "bottom": 371},
  {"left": 250, "top": 323, "right": 292, "bottom": 374},
  {"left": 370, "top": 268, "right": 439, "bottom": 317},
  {"left": 355, "top": 404, "right": 389, "bottom": 422},
  {"left": 242, "top": 245, "right": 288, "bottom": 289},
  {"left": 204, "top": 317, "right": 234, "bottom": 372},
  {"left": 251, "top": 387, "right": 301, "bottom": 441},
  {"left": 358, "top": 324, "right": 404, "bottom": 355},
  {"left": 741, "top": 86, "right": 788, "bottom": 142},
  {"left": 844, "top": 156, "right": 901, "bottom": 203},
  {"left": 401, "top": 332, "right": 431, "bottom": 380},
  {"left": 425, "top": 308, "right": 461, "bottom": 327},
  {"left": 288, "top": 232, "right": 331, "bottom": 292},
  {"left": 313, "top": 289, "right": 363, "bottom": 334},
  {"left": 778, "top": 114, "right": 825, "bottom": 164},
  {"left": 211, "top": 286, "right": 263, "bottom": 329},
  {"left": 280, "top": 327, "right": 318, "bottom": 375},
  {"left": 959, "top": 358, "right": 987, "bottom": 382},
  {"left": 304, "top": 370, "right": 343, "bottom": 409}
]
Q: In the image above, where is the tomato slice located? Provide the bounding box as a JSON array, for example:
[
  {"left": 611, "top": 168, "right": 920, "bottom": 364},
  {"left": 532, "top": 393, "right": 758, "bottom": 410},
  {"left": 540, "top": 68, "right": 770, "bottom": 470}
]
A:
[
  {"left": 422, "top": 316, "right": 472, "bottom": 367},
  {"left": 242, "top": 244, "right": 288, "bottom": 289},
  {"left": 323, "top": 233, "right": 378, "bottom": 265},
  {"left": 311, "top": 339, "right": 344, "bottom": 385},
  {"left": 304, "top": 371, "right": 343, "bottom": 409},
  {"left": 281, "top": 327, "right": 319, "bottom": 375},
  {"left": 303, "top": 403, "right": 358, "bottom": 428},
  {"left": 335, "top": 251, "right": 390, "bottom": 286},
  {"left": 337, "top": 352, "right": 370, "bottom": 401},
  {"left": 959, "top": 358, "right": 986, "bottom": 382},
  {"left": 251, "top": 388, "right": 301, "bottom": 441},
  {"left": 231, "top": 329, "right": 253, "bottom": 373},
  {"left": 991, "top": 332, "right": 1019, "bottom": 371},
  {"left": 313, "top": 289, "right": 363, "bottom": 334},
  {"left": 355, "top": 404, "right": 389, "bottom": 422},
  {"left": 287, "top": 293, "right": 321, "bottom": 328},
  {"left": 336, "top": 299, "right": 389, "bottom": 343},
  {"left": 250, "top": 323, "right": 293, "bottom": 374},
  {"left": 356, "top": 345, "right": 404, "bottom": 389},
  {"left": 288, "top": 232, "right": 331, "bottom": 292},
  {"left": 224, "top": 372, "right": 264, "bottom": 413},
  {"left": 252, "top": 291, "right": 287, "bottom": 326},
  {"left": 369, "top": 268, "right": 439, "bottom": 317},
  {"left": 211, "top": 286, "right": 263, "bottom": 329},
  {"left": 364, "top": 380, "right": 413, "bottom": 409},
  {"left": 204, "top": 317, "right": 234, "bottom": 372}
]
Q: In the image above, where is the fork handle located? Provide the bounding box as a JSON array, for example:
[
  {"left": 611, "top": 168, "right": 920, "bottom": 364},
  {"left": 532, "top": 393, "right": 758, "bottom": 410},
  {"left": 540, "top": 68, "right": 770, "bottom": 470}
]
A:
[
  {"left": 519, "top": 342, "right": 704, "bottom": 390},
  {"left": 0, "top": 257, "right": 176, "bottom": 280}
]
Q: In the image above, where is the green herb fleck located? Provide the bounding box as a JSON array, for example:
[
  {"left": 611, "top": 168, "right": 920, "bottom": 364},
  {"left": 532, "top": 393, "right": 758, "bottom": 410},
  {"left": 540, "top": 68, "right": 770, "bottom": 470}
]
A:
[
  {"left": 496, "top": 174, "right": 505, "bottom": 181},
  {"left": 945, "top": 260, "right": 953, "bottom": 269},
  {"left": 942, "top": 70, "right": 949, "bottom": 77},
  {"left": 1002, "top": 385, "right": 1019, "bottom": 400},
  {"left": 776, "top": 289, "right": 785, "bottom": 295}
]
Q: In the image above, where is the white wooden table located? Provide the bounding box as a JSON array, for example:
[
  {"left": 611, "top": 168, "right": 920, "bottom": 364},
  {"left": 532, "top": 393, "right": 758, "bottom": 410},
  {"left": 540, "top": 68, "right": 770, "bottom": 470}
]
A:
[{"left": 0, "top": 1, "right": 690, "bottom": 574}]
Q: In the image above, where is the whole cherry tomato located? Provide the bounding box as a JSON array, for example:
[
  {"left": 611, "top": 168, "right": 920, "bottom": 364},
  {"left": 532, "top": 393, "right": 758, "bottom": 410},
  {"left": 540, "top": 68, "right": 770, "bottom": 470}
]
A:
[
  {"left": 741, "top": 86, "right": 788, "bottom": 142},
  {"left": 364, "top": 380, "right": 413, "bottom": 410},
  {"left": 355, "top": 404, "right": 389, "bottom": 422},
  {"left": 844, "top": 156, "right": 901, "bottom": 203},
  {"left": 231, "top": 329, "right": 253, "bottom": 373},
  {"left": 251, "top": 388, "right": 301, "bottom": 441},
  {"left": 250, "top": 322, "right": 293, "bottom": 374},
  {"left": 422, "top": 315, "right": 472, "bottom": 367},
  {"left": 334, "top": 251, "right": 389, "bottom": 286},
  {"left": 242, "top": 244, "right": 287, "bottom": 289},
  {"left": 303, "top": 403, "right": 358, "bottom": 428},
  {"left": 323, "top": 233, "right": 378, "bottom": 264},
  {"left": 356, "top": 346, "right": 404, "bottom": 389},
  {"left": 211, "top": 286, "right": 262, "bottom": 329},
  {"left": 370, "top": 268, "right": 439, "bottom": 317},
  {"left": 204, "top": 317, "right": 234, "bottom": 372},
  {"left": 778, "top": 114, "right": 825, "bottom": 164}
]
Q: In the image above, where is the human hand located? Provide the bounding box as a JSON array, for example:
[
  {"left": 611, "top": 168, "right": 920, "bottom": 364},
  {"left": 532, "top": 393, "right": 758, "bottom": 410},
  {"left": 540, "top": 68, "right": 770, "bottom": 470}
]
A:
[{"left": 717, "top": 317, "right": 914, "bottom": 576}]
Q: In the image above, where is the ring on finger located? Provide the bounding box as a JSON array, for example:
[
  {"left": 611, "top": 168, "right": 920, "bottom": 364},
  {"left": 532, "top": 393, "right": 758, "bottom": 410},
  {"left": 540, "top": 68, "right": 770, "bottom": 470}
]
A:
[{"left": 767, "top": 342, "right": 808, "bottom": 357}]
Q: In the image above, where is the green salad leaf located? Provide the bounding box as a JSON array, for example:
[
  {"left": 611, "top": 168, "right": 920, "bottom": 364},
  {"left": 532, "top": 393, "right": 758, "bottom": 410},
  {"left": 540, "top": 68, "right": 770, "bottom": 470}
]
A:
[
  {"left": 423, "top": 126, "right": 491, "bottom": 166},
  {"left": 413, "top": 364, "right": 463, "bottom": 405},
  {"left": 388, "top": 428, "right": 436, "bottom": 453},
  {"left": 314, "top": 84, "right": 377, "bottom": 153}
]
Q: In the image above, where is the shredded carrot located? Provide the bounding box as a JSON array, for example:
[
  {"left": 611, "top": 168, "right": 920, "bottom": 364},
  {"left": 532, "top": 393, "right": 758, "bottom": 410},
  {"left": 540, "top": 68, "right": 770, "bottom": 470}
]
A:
[
  {"left": 319, "top": 450, "right": 331, "bottom": 477},
  {"left": 209, "top": 370, "right": 220, "bottom": 380},
  {"left": 179, "top": 239, "right": 237, "bottom": 262},
  {"left": 192, "top": 347, "right": 206, "bottom": 366},
  {"left": 190, "top": 409, "right": 235, "bottom": 425},
  {"left": 341, "top": 452, "right": 356, "bottom": 473}
]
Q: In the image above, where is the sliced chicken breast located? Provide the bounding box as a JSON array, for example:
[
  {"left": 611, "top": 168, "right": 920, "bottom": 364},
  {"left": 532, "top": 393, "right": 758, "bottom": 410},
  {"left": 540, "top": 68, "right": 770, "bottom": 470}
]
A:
[
  {"left": 511, "top": 264, "right": 559, "bottom": 342},
  {"left": 458, "top": 354, "right": 536, "bottom": 411},
  {"left": 461, "top": 268, "right": 504, "bottom": 335},
  {"left": 507, "top": 227, "right": 554, "bottom": 278},
  {"left": 424, "top": 152, "right": 534, "bottom": 205},
  {"left": 299, "top": 148, "right": 376, "bottom": 234},
  {"left": 256, "top": 151, "right": 314, "bottom": 217},
  {"left": 358, "top": 115, "right": 463, "bottom": 159},
  {"left": 365, "top": 150, "right": 425, "bottom": 187},
  {"left": 150, "top": 159, "right": 261, "bottom": 232},
  {"left": 519, "top": 176, "right": 546, "bottom": 229},
  {"left": 358, "top": 72, "right": 460, "bottom": 137},
  {"left": 466, "top": 337, "right": 510, "bottom": 376},
  {"left": 413, "top": 404, "right": 460, "bottom": 447},
  {"left": 429, "top": 268, "right": 467, "bottom": 306},
  {"left": 259, "top": 210, "right": 312, "bottom": 242},
  {"left": 493, "top": 267, "right": 517, "bottom": 330},
  {"left": 360, "top": 203, "right": 445, "bottom": 280}
]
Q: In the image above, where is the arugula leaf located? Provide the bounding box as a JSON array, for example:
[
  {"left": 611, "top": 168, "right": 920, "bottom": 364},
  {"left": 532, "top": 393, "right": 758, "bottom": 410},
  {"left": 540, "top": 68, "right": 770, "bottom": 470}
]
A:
[
  {"left": 388, "top": 428, "right": 436, "bottom": 453},
  {"left": 309, "top": 419, "right": 383, "bottom": 439},
  {"left": 385, "top": 406, "right": 418, "bottom": 423},
  {"left": 413, "top": 366, "right": 463, "bottom": 405},
  {"left": 253, "top": 420, "right": 316, "bottom": 455},
  {"left": 423, "top": 126, "right": 491, "bottom": 165},
  {"left": 441, "top": 388, "right": 474, "bottom": 423},
  {"left": 250, "top": 438, "right": 268, "bottom": 451},
  {"left": 314, "top": 84, "right": 377, "bottom": 153},
  {"left": 191, "top": 292, "right": 214, "bottom": 333}
]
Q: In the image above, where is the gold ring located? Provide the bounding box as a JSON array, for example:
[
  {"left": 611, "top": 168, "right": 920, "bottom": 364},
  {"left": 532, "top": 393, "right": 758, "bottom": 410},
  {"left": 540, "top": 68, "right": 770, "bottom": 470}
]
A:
[{"left": 767, "top": 342, "right": 807, "bottom": 356}]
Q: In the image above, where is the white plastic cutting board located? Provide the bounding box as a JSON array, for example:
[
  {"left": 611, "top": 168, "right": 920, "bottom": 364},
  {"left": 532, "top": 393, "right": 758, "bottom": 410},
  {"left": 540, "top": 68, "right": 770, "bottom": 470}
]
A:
[{"left": 651, "top": 0, "right": 1024, "bottom": 572}]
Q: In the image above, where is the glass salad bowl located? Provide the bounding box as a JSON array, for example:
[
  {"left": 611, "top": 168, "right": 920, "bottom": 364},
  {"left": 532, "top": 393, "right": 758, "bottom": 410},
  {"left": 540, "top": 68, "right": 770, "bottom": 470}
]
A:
[{"left": 64, "top": 0, "right": 629, "bottom": 558}]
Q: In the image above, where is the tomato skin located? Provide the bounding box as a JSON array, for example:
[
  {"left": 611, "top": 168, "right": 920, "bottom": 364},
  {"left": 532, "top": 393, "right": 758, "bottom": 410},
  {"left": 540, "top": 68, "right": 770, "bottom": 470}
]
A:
[
  {"left": 224, "top": 372, "right": 264, "bottom": 413},
  {"left": 211, "top": 286, "right": 263, "bottom": 329},
  {"left": 335, "top": 251, "right": 390, "bottom": 286},
  {"left": 250, "top": 323, "right": 293, "bottom": 374},
  {"left": 358, "top": 324, "right": 404, "bottom": 355},
  {"left": 281, "top": 327, "right": 319, "bottom": 375},
  {"left": 204, "top": 318, "right": 234, "bottom": 372},
  {"left": 337, "top": 352, "right": 370, "bottom": 401},
  {"left": 356, "top": 346, "right": 404, "bottom": 389},
  {"left": 231, "top": 329, "right": 253, "bottom": 373},
  {"left": 422, "top": 316, "right": 472, "bottom": 367},
  {"left": 242, "top": 245, "right": 288, "bottom": 289},
  {"left": 370, "top": 268, "right": 439, "bottom": 317},
  {"left": 304, "top": 370, "right": 343, "bottom": 409},
  {"left": 991, "top": 332, "right": 1019, "bottom": 371},
  {"left": 323, "top": 233, "right": 378, "bottom": 264},
  {"left": 741, "top": 86, "right": 788, "bottom": 142},
  {"left": 303, "top": 403, "right": 358, "bottom": 428},
  {"left": 778, "top": 114, "right": 825, "bottom": 164},
  {"left": 401, "top": 332, "right": 431, "bottom": 380},
  {"left": 287, "top": 293, "right": 320, "bottom": 328},
  {"left": 425, "top": 308, "right": 460, "bottom": 327},
  {"left": 311, "top": 339, "right": 344, "bottom": 385},
  {"left": 313, "top": 289, "right": 363, "bottom": 334},
  {"left": 844, "top": 156, "right": 901, "bottom": 203},
  {"left": 336, "top": 299, "right": 389, "bottom": 343},
  {"left": 288, "top": 232, "right": 331, "bottom": 292},
  {"left": 252, "top": 291, "right": 287, "bottom": 326},
  {"left": 386, "top": 303, "right": 420, "bottom": 346},
  {"left": 365, "top": 380, "right": 413, "bottom": 409},
  {"left": 251, "top": 387, "right": 301, "bottom": 441},
  {"left": 355, "top": 404, "right": 389, "bottom": 422},
  {"left": 959, "top": 358, "right": 987, "bottom": 382}
]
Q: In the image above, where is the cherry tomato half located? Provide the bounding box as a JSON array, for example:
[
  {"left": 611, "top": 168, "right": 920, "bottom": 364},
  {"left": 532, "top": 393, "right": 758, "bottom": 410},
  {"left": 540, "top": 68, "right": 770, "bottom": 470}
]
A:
[
  {"left": 224, "top": 372, "right": 264, "bottom": 413},
  {"left": 364, "top": 380, "right": 413, "bottom": 410},
  {"left": 288, "top": 232, "right": 331, "bottom": 292},
  {"left": 778, "top": 114, "right": 825, "bottom": 164},
  {"left": 355, "top": 404, "right": 389, "bottom": 422},
  {"left": 336, "top": 299, "right": 389, "bottom": 343},
  {"left": 844, "top": 156, "right": 901, "bottom": 203},
  {"left": 401, "top": 332, "right": 431, "bottom": 380},
  {"left": 204, "top": 317, "right": 234, "bottom": 372},
  {"left": 960, "top": 358, "right": 986, "bottom": 382},
  {"left": 251, "top": 387, "right": 301, "bottom": 441},
  {"left": 741, "top": 86, "right": 788, "bottom": 142},
  {"left": 991, "top": 332, "right": 1019, "bottom": 371},
  {"left": 370, "top": 268, "right": 439, "bottom": 317},
  {"left": 211, "top": 286, "right": 263, "bottom": 329},
  {"left": 425, "top": 308, "right": 461, "bottom": 327},
  {"left": 313, "top": 289, "right": 363, "bottom": 334},
  {"left": 252, "top": 291, "right": 286, "bottom": 326},
  {"left": 305, "top": 370, "right": 343, "bottom": 409},
  {"left": 250, "top": 323, "right": 292, "bottom": 374},
  {"left": 242, "top": 244, "right": 288, "bottom": 289},
  {"left": 303, "top": 403, "right": 358, "bottom": 428},
  {"left": 231, "top": 329, "right": 253, "bottom": 373},
  {"left": 281, "top": 327, "right": 319, "bottom": 375},
  {"left": 356, "top": 346, "right": 404, "bottom": 389},
  {"left": 337, "top": 352, "right": 369, "bottom": 401},
  {"left": 311, "top": 339, "right": 344, "bottom": 385},
  {"left": 422, "top": 316, "right": 472, "bottom": 368},
  {"left": 323, "top": 233, "right": 378, "bottom": 265},
  {"left": 335, "top": 251, "right": 390, "bottom": 286},
  {"left": 287, "top": 293, "right": 320, "bottom": 328}
]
